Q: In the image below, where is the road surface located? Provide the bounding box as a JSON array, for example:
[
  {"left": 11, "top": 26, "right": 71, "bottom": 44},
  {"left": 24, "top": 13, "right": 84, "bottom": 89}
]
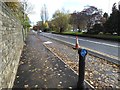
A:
[{"left": 40, "top": 32, "right": 119, "bottom": 60}]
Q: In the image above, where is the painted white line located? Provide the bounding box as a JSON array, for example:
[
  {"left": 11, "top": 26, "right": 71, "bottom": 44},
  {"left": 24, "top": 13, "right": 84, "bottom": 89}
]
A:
[
  {"left": 52, "top": 34, "right": 119, "bottom": 48},
  {"left": 43, "top": 41, "right": 52, "bottom": 44},
  {"left": 79, "top": 39, "right": 118, "bottom": 48}
]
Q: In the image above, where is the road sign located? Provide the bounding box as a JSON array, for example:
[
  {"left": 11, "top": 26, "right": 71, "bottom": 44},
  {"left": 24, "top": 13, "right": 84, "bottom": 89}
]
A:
[{"left": 80, "top": 49, "right": 87, "bottom": 57}]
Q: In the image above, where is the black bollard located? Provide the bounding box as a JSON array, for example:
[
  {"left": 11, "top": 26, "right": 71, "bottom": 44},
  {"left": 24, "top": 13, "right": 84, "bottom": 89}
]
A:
[{"left": 77, "top": 48, "right": 87, "bottom": 90}]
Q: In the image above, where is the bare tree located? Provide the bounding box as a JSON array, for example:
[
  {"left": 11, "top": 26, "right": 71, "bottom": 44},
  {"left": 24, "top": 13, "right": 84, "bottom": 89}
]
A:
[
  {"left": 40, "top": 4, "right": 49, "bottom": 23},
  {"left": 70, "top": 6, "right": 102, "bottom": 32},
  {"left": 41, "top": 7, "right": 44, "bottom": 23},
  {"left": 20, "top": 0, "right": 34, "bottom": 15},
  {"left": 44, "top": 4, "right": 49, "bottom": 22}
]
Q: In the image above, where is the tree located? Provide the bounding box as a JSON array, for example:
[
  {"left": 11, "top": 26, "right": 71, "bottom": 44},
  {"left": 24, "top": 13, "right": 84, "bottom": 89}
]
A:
[
  {"left": 70, "top": 12, "right": 87, "bottom": 32},
  {"left": 20, "top": 0, "right": 33, "bottom": 28},
  {"left": 70, "top": 6, "right": 102, "bottom": 33},
  {"left": 103, "top": 12, "right": 108, "bottom": 20},
  {"left": 92, "top": 24, "right": 103, "bottom": 34},
  {"left": 40, "top": 4, "right": 49, "bottom": 23},
  {"left": 42, "top": 22, "right": 49, "bottom": 32},
  {"left": 40, "top": 4, "right": 49, "bottom": 30},
  {"left": 5, "top": 0, "right": 20, "bottom": 12},
  {"left": 20, "top": 0, "right": 34, "bottom": 15},
  {"left": 36, "top": 21, "right": 42, "bottom": 30},
  {"left": 5, "top": 1, "right": 23, "bottom": 20},
  {"left": 52, "top": 9, "right": 70, "bottom": 33},
  {"left": 83, "top": 6, "right": 102, "bottom": 32},
  {"left": 5, "top": 0, "right": 33, "bottom": 29},
  {"left": 104, "top": 3, "right": 120, "bottom": 35}
]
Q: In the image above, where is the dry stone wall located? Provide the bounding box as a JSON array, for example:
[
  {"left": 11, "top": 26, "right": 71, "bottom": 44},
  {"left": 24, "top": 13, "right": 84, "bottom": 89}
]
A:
[{"left": 0, "top": 2, "right": 24, "bottom": 89}]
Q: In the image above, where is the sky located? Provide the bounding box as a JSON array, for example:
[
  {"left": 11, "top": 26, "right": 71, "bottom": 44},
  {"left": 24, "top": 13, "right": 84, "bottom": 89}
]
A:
[{"left": 27, "top": 0, "right": 120, "bottom": 25}]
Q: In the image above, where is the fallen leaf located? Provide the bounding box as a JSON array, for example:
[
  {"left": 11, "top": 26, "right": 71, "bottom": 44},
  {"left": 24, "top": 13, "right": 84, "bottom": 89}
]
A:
[
  {"left": 24, "top": 85, "right": 29, "bottom": 88},
  {"left": 35, "top": 85, "right": 38, "bottom": 88}
]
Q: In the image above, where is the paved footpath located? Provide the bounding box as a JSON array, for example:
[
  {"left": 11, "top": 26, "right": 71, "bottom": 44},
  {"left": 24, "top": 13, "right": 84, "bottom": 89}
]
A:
[{"left": 13, "top": 32, "right": 80, "bottom": 89}]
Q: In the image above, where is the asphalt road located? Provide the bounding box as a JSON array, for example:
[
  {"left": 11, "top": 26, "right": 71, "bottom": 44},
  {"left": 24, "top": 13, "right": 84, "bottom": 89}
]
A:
[{"left": 40, "top": 32, "right": 119, "bottom": 60}]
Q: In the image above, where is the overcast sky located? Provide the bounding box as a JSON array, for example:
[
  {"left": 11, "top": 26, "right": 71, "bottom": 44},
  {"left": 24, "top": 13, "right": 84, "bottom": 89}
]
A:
[{"left": 27, "top": 0, "right": 120, "bottom": 25}]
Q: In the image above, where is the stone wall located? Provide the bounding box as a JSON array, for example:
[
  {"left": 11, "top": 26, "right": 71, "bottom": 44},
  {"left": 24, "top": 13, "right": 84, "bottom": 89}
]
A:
[{"left": 0, "top": 2, "right": 24, "bottom": 89}]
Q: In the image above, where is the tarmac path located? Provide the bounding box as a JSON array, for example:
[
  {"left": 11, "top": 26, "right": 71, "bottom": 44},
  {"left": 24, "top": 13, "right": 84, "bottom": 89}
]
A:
[{"left": 13, "top": 32, "right": 79, "bottom": 89}]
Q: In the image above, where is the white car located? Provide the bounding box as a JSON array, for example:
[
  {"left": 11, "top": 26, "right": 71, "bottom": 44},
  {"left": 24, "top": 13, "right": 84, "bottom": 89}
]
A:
[{"left": 38, "top": 30, "right": 42, "bottom": 33}]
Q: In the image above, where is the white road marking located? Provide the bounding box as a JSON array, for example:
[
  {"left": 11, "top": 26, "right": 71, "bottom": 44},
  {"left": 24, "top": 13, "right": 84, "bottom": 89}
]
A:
[
  {"left": 43, "top": 41, "right": 52, "bottom": 44},
  {"left": 51, "top": 34, "right": 119, "bottom": 48}
]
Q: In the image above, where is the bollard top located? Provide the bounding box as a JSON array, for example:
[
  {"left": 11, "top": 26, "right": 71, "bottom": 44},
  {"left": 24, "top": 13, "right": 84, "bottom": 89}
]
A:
[{"left": 78, "top": 48, "right": 87, "bottom": 57}]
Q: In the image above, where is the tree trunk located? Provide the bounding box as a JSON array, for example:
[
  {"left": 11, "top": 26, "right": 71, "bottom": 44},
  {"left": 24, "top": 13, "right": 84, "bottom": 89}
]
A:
[{"left": 60, "top": 27, "right": 63, "bottom": 33}]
